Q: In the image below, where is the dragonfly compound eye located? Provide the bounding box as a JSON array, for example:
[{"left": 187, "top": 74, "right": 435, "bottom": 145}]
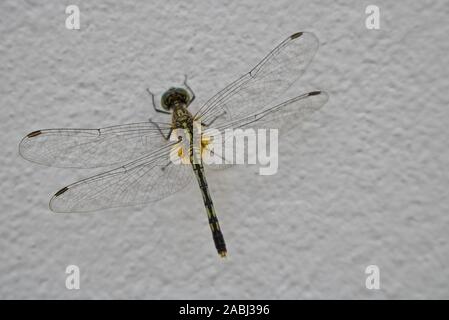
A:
[{"left": 161, "top": 87, "right": 190, "bottom": 110}]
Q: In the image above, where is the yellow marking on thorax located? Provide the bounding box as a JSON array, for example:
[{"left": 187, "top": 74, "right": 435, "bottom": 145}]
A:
[{"left": 170, "top": 118, "right": 214, "bottom": 164}]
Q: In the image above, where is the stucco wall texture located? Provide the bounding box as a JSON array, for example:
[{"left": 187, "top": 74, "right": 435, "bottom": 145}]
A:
[{"left": 0, "top": 0, "right": 448, "bottom": 299}]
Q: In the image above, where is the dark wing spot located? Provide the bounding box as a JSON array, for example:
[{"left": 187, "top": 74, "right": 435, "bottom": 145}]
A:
[
  {"left": 290, "top": 32, "right": 303, "bottom": 39},
  {"left": 27, "top": 130, "right": 42, "bottom": 138},
  {"left": 308, "top": 91, "right": 321, "bottom": 96},
  {"left": 54, "top": 186, "right": 69, "bottom": 197}
]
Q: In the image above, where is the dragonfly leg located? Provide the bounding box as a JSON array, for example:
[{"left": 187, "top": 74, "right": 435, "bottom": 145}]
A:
[
  {"left": 183, "top": 75, "right": 196, "bottom": 107},
  {"left": 146, "top": 88, "right": 171, "bottom": 115},
  {"left": 149, "top": 118, "right": 173, "bottom": 140}
]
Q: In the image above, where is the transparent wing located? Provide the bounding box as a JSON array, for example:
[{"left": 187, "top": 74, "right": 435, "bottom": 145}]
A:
[
  {"left": 19, "top": 121, "right": 172, "bottom": 168},
  {"left": 212, "top": 91, "right": 328, "bottom": 132},
  {"left": 195, "top": 32, "right": 319, "bottom": 128},
  {"left": 49, "top": 141, "right": 193, "bottom": 213},
  {"left": 202, "top": 91, "right": 329, "bottom": 167}
]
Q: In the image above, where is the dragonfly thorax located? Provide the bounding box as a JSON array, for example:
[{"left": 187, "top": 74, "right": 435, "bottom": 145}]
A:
[
  {"left": 161, "top": 87, "right": 190, "bottom": 110},
  {"left": 172, "top": 104, "right": 194, "bottom": 130}
]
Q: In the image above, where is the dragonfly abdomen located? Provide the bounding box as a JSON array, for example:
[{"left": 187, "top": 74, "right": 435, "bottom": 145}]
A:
[
  {"left": 180, "top": 118, "right": 227, "bottom": 258},
  {"left": 192, "top": 162, "right": 227, "bottom": 257}
]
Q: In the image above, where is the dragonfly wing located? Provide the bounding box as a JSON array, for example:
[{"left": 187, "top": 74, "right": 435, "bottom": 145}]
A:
[
  {"left": 49, "top": 141, "right": 193, "bottom": 212},
  {"left": 217, "top": 91, "right": 329, "bottom": 131},
  {"left": 195, "top": 32, "right": 319, "bottom": 128},
  {"left": 19, "top": 121, "right": 172, "bottom": 168},
  {"left": 201, "top": 91, "right": 329, "bottom": 167}
]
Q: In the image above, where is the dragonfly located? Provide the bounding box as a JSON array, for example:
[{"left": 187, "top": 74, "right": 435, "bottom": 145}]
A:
[{"left": 19, "top": 32, "right": 328, "bottom": 258}]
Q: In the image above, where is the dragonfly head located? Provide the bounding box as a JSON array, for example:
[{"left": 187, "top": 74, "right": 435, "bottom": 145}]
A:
[{"left": 161, "top": 87, "right": 190, "bottom": 110}]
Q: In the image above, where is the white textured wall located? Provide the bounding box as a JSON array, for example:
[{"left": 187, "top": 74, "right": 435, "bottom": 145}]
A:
[{"left": 1, "top": 0, "right": 448, "bottom": 299}]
